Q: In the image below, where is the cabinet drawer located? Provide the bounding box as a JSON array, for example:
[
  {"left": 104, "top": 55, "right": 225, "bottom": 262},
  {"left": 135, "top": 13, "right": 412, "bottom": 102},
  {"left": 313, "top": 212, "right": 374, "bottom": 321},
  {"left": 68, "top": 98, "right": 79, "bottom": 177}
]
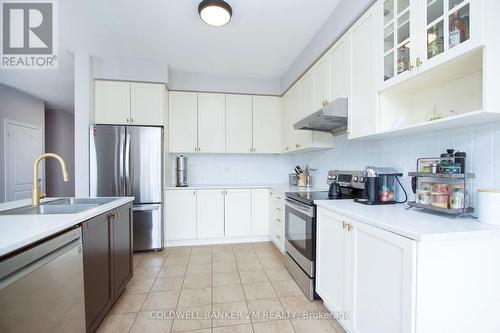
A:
[{"left": 269, "top": 190, "right": 285, "bottom": 205}]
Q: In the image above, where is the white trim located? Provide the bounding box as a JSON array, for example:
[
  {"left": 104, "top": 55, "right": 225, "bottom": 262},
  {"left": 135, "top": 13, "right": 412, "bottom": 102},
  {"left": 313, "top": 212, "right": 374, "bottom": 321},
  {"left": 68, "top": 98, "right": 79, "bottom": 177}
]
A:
[{"left": 166, "top": 235, "right": 270, "bottom": 247}]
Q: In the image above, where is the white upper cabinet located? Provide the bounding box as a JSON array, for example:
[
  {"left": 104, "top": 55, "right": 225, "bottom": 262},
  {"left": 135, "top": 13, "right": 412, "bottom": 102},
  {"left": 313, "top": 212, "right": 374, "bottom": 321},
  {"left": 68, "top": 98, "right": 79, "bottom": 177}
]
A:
[
  {"left": 196, "top": 189, "right": 225, "bottom": 239},
  {"left": 381, "top": 0, "right": 418, "bottom": 87},
  {"left": 251, "top": 189, "right": 269, "bottom": 236},
  {"left": 252, "top": 96, "right": 281, "bottom": 154},
  {"left": 225, "top": 94, "right": 253, "bottom": 153},
  {"left": 313, "top": 54, "right": 331, "bottom": 110},
  {"left": 94, "top": 80, "right": 131, "bottom": 125},
  {"left": 349, "top": 3, "right": 380, "bottom": 139},
  {"left": 224, "top": 189, "right": 251, "bottom": 238},
  {"left": 197, "top": 93, "right": 226, "bottom": 153},
  {"left": 130, "top": 82, "right": 165, "bottom": 126},
  {"left": 330, "top": 34, "right": 351, "bottom": 101},
  {"left": 381, "top": 0, "right": 483, "bottom": 89},
  {"left": 95, "top": 80, "right": 165, "bottom": 126},
  {"left": 169, "top": 91, "right": 198, "bottom": 153},
  {"left": 165, "top": 189, "right": 197, "bottom": 241}
]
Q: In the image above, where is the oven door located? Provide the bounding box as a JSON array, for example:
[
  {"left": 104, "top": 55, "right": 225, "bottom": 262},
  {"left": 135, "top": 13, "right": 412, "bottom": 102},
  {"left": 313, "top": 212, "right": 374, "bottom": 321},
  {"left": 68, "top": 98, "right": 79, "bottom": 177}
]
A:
[{"left": 284, "top": 197, "right": 315, "bottom": 276}]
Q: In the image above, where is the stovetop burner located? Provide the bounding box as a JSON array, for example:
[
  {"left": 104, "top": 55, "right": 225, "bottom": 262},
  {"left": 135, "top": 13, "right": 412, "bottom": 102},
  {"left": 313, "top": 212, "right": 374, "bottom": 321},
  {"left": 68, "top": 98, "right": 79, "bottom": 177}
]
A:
[{"left": 285, "top": 191, "right": 353, "bottom": 205}]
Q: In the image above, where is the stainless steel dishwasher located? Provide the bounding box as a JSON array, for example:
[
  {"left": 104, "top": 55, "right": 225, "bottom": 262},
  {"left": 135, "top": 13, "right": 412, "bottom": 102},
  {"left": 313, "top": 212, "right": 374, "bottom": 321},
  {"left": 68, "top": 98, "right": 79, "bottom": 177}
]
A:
[{"left": 0, "top": 227, "right": 86, "bottom": 333}]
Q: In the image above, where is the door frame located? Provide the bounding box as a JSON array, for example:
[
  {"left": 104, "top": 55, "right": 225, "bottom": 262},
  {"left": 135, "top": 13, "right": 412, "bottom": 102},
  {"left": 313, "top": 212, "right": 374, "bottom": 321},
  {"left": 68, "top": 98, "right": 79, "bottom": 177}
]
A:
[{"left": 3, "top": 119, "right": 43, "bottom": 201}]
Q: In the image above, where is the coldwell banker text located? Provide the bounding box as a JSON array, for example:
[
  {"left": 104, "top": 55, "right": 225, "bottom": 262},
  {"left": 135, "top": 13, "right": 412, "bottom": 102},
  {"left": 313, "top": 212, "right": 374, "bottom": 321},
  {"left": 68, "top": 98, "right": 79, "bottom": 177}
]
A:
[{"left": 1, "top": 0, "right": 58, "bottom": 69}]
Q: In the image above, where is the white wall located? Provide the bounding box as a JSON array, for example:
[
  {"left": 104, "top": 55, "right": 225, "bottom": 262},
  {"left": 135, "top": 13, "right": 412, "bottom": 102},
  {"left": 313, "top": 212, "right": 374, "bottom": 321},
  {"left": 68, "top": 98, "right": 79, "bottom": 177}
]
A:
[
  {"left": 168, "top": 70, "right": 281, "bottom": 96},
  {"left": 93, "top": 57, "right": 169, "bottom": 84},
  {"left": 167, "top": 153, "right": 289, "bottom": 185},
  {"left": 289, "top": 122, "right": 500, "bottom": 211},
  {"left": 0, "top": 84, "right": 45, "bottom": 203}
]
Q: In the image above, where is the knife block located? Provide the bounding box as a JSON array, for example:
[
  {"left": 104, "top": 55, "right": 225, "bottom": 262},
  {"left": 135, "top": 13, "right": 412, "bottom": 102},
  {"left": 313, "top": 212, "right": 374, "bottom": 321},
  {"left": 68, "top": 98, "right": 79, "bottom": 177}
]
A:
[{"left": 297, "top": 173, "right": 307, "bottom": 187}]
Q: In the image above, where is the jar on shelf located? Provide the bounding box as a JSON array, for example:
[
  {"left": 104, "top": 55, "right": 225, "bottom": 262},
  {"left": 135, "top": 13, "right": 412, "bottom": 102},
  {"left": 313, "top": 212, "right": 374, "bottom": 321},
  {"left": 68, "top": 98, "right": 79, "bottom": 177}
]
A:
[
  {"left": 416, "top": 190, "right": 432, "bottom": 205},
  {"left": 431, "top": 192, "right": 449, "bottom": 208},
  {"left": 420, "top": 182, "right": 434, "bottom": 192},
  {"left": 450, "top": 184, "right": 465, "bottom": 209},
  {"left": 432, "top": 183, "right": 450, "bottom": 194}
]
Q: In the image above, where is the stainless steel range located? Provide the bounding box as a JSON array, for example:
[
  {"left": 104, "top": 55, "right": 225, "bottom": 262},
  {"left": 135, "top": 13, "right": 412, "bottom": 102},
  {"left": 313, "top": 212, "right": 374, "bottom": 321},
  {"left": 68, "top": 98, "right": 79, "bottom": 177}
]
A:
[{"left": 284, "top": 170, "right": 365, "bottom": 300}]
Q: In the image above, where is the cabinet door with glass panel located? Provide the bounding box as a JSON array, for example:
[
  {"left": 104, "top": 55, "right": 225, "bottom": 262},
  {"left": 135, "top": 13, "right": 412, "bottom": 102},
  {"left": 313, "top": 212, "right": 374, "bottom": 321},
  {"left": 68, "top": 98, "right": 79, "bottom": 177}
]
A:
[
  {"left": 382, "top": 0, "right": 419, "bottom": 87},
  {"left": 420, "top": 0, "right": 482, "bottom": 70}
]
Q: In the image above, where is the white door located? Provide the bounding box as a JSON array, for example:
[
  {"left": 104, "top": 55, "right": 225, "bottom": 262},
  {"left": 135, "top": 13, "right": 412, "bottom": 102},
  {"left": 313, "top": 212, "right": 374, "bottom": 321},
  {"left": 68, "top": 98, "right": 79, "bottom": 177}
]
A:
[
  {"left": 330, "top": 34, "right": 351, "bottom": 101},
  {"left": 197, "top": 93, "right": 226, "bottom": 153},
  {"left": 197, "top": 189, "right": 225, "bottom": 239},
  {"left": 313, "top": 55, "right": 331, "bottom": 110},
  {"left": 4, "top": 120, "right": 43, "bottom": 201},
  {"left": 251, "top": 189, "right": 269, "bottom": 236},
  {"left": 168, "top": 91, "right": 198, "bottom": 153},
  {"left": 252, "top": 96, "right": 281, "bottom": 153},
  {"left": 316, "top": 209, "right": 351, "bottom": 326},
  {"left": 349, "top": 3, "right": 379, "bottom": 139},
  {"left": 224, "top": 189, "right": 251, "bottom": 237},
  {"left": 350, "top": 220, "right": 416, "bottom": 333},
  {"left": 165, "top": 190, "right": 197, "bottom": 241},
  {"left": 130, "top": 82, "right": 165, "bottom": 126},
  {"left": 94, "top": 80, "right": 131, "bottom": 125},
  {"left": 225, "top": 94, "right": 253, "bottom": 153}
]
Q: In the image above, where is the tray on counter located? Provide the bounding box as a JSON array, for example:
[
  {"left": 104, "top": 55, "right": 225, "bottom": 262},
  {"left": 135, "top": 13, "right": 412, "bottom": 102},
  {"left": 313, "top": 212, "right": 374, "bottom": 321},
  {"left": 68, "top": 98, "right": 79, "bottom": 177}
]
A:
[{"left": 407, "top": 201, "right": 474, "bottom": 215}]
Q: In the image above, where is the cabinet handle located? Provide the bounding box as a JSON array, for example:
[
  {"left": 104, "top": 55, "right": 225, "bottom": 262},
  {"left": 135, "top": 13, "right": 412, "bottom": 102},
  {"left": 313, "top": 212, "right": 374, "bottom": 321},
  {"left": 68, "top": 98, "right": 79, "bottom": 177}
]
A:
[
  {"left": 295, "top": 144, "right": 300, "bottom": 148},
  {"left": 130, "top": 118, "right": 134, "bottom": 123},
  {"left": 409, "top": 61, "right": 414, "bottom": 70},
  {"left": 276, "top": 235, "right": 281, "bottom": 239},
  {"left": 342, "top": 221, "right": 348, "bottom": 230},
  {"left": 193, "top": 191, "right": 196, "bottom": 195},
  {"left": 194, "top": 147, "right": 197, "bottom": 152},
  {"left": 416, "top": 57, "right": 423, "bottom": 67},
  {"left": 286, "top": 147, "right": 289, "bottom": 151},
  {"left": 222, "top": 190, "right": 224, "bottom": 195},
  {"left": 126, "top": 118, "right": 129, "bottom": 123},
  {"left": 348, "top": 224, "right": 353, "bottom": 232},
  {"left": 276, "top": 218, "right": 281, "bottom": 222}
]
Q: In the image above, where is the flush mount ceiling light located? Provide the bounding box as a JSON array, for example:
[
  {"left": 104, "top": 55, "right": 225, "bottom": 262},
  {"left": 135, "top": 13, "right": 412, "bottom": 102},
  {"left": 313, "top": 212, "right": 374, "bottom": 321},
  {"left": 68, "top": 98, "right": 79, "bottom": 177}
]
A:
[{"left": 198, "top": 0, "right": 232, "bottom": 26}]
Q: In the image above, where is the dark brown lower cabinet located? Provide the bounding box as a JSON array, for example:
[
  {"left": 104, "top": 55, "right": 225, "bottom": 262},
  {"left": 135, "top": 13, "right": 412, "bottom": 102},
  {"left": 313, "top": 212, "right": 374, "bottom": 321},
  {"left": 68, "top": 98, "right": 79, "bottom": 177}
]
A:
[{"left": 82, "top": 203, "right": 133, "bottom": 333}]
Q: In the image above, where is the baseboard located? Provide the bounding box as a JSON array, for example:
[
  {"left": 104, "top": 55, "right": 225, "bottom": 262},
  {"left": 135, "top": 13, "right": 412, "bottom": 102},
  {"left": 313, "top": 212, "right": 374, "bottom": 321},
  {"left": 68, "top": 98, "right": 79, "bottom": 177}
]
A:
[{"left": 165, "top": 235, "right": 271, "bottom": 247}]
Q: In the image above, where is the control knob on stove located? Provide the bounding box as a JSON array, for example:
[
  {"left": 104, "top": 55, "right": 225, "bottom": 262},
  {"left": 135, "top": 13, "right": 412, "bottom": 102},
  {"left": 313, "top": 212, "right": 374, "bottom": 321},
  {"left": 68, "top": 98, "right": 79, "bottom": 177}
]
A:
[
  {"left": 352, "top": 176, "right": 359, "bottom": 182},
  {"left": 331, "top": 175, "right": 338, "bottom": 181},
  {"left": 359, "top": 177, "right": 365, "bottom": 183}
]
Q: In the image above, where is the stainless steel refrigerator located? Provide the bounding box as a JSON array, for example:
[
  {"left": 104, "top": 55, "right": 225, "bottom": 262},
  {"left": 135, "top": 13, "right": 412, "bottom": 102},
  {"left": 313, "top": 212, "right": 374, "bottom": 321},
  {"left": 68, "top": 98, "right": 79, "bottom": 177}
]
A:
[{"left": 90, "top": 125, "right": 163, "bottom": 251}]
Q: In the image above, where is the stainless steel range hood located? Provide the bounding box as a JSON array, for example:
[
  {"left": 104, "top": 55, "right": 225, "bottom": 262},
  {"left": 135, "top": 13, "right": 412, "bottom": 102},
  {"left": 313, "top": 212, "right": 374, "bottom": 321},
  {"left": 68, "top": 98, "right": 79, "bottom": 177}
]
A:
[{"left": 293, "top": 98, "right": 348, "bottom": 135}]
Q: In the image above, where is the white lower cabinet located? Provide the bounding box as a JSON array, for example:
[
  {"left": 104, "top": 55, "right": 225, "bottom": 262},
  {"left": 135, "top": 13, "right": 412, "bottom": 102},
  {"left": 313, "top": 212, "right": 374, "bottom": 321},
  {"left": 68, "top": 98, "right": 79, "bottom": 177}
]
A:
[
  {"left": 165, "top": 189, "right": 197, "bottom": 241},
  {"left": 269, "top": 190, "right": 285, "bottom": 252},
  {"left": 251, "top": 189, "right": 269, "bottom": 236},
  {"left": 224, "top": 189, "right": 252, "bottom": 238},
  {"left": 166, "top": 188, "right": 270, "bottom": 243},
  {"left": 196, "top": 190, "right": 225, "bottom": 239},
  {"left": 316, "top": 207, "right": 415, "bottom": 333}
]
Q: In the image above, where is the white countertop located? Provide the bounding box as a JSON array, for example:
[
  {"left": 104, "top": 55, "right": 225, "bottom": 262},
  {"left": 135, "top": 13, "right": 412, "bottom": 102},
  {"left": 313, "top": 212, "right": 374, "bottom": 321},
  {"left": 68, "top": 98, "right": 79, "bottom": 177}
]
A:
[
  {"left": 165, "top": 183, "right": 329, "bottom": 193},
  {"left": 315, "top": 200, "right": 500, "bottom": 242},
  {"left": 0, "top": 197, "right": 134, "bottom": 257}
]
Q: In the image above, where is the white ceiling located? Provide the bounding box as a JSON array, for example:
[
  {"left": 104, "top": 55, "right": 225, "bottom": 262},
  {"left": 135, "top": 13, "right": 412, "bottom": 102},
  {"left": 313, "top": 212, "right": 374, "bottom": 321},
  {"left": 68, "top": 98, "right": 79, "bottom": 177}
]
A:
[{"left": 0, "top": 0, "right": 343, "bottom": 111}]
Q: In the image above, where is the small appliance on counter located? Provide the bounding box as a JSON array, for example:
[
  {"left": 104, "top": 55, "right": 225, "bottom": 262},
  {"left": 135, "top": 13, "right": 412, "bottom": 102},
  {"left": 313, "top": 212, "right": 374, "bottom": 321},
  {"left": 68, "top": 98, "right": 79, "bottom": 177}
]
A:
[
  {"left": 176, "top": 155, "right": 188, "bottom": 187},
  {"left": 354, "top": 166, "right": 407, "bottom": 205}
]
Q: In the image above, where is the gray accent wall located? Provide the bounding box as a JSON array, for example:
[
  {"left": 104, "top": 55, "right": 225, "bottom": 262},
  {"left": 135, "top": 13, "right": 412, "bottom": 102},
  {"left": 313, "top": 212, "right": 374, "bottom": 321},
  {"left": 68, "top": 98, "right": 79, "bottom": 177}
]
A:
[{"left": 45, "top": 109, "right": 75, "bottom": 197}]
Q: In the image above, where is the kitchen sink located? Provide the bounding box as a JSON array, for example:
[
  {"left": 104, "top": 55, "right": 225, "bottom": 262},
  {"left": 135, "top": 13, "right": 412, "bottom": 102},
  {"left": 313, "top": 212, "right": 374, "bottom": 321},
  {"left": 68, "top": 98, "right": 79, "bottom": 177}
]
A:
[
  {"left": 0, "top": 197, "right": 116, "bottom": 215},
  {"left": 45, "top": 198, "right": 115, "bottom": 206},
  {"left": 0, "top": 204, "right": 99, "bottom": 215}
]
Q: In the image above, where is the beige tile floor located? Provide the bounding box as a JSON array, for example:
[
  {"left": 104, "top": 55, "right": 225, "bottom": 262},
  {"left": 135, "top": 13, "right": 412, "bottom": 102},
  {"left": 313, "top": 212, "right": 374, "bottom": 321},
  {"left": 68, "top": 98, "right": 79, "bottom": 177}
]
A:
[{"left": 97, "top": 242, "right": 346, "bottom": 333}]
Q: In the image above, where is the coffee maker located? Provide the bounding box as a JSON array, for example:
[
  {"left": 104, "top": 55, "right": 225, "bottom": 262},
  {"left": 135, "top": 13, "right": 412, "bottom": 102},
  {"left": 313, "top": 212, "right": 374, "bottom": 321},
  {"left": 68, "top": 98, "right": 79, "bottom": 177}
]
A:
[{"left": 355, "top": 166, "right": 406, "bottom": 205}]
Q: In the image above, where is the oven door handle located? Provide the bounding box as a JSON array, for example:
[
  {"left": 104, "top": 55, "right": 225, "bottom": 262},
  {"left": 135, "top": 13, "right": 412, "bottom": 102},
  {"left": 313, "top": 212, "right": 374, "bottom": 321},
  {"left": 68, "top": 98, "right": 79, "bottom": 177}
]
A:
[{"left": 285, "top": 198, "right": 315, "bottom": 218}]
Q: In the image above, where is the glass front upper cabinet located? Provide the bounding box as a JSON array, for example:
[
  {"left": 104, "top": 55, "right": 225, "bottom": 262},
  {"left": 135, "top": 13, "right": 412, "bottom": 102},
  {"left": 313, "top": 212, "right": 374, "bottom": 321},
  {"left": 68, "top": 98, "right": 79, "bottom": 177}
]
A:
[
  {"left": 426, "top": 0, "right": 470, "bottom": 60},
  {"left": 383, "top": 0, "right": 414, "bottom": 82}
]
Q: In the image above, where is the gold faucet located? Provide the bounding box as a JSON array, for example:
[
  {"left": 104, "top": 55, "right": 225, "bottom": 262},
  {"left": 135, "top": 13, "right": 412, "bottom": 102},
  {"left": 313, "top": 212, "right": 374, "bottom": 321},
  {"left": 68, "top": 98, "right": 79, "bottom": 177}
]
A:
[{"left": 32, "top": 153, "right": 70, "bottom": 206}]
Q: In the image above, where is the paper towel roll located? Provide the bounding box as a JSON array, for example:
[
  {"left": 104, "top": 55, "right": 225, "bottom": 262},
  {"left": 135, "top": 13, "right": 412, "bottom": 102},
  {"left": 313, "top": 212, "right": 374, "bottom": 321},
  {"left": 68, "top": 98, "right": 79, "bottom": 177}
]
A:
[{"left": 477, "top": 189, "right": 500, "bottom": 225}]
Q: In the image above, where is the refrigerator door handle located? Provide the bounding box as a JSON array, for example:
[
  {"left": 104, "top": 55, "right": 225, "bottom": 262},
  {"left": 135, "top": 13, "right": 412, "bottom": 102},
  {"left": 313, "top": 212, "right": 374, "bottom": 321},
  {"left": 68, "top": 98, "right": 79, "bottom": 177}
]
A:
[
  {"left": 118, "top": 130, "right": 126, "bottom": 196},
  {"left": 124, "top": 132, "right": 131, "bottom": 196},
  {"left": 133, "top": 205, "right": 160, "bottom": 212}
]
